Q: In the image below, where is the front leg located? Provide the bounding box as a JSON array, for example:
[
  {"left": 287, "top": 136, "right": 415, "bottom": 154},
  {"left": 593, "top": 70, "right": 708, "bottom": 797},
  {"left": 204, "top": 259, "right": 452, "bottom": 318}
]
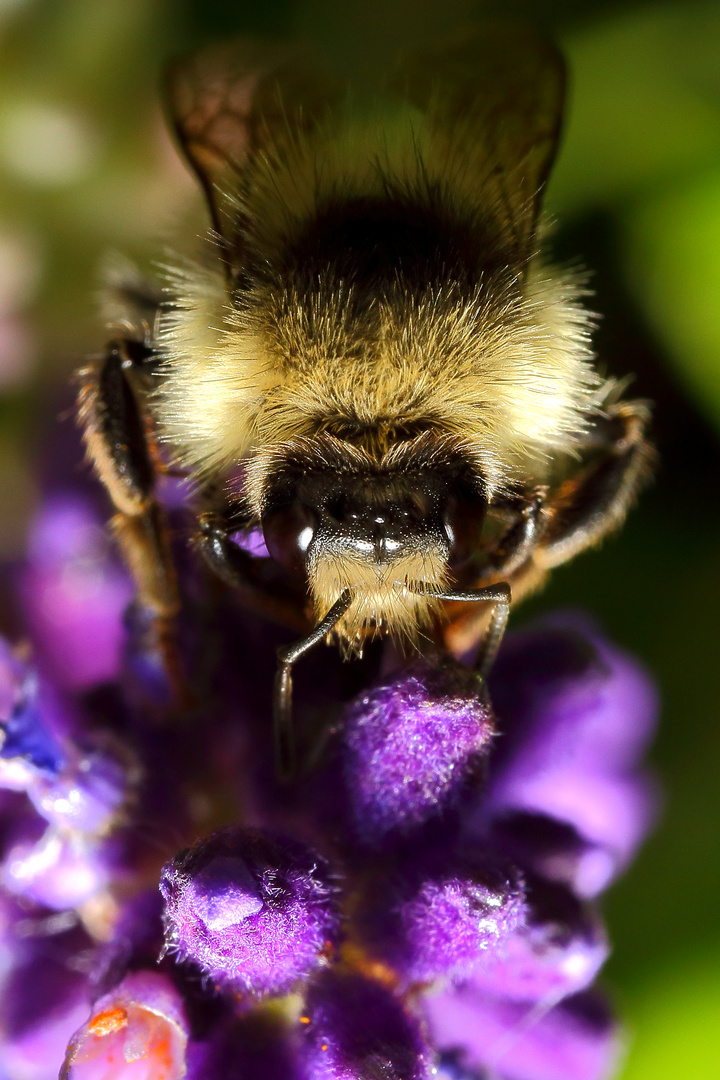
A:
[
  {"left": 441, "top": 400, "right": 653, "bottom": 659},
  {"left": 77, "top": 339, "right": 185, "bottom": 699},
  {"left": 195, "top": 509, "right": 311, "bottom": 633},
  {"left": 195, "top": 507, "right": 337, "bottom": 780},
  {"left": 486, "top": 488, "right": 548, "bottom": 579},
  {"left": 439, "top": 492, "right": 546, "bottom": 661},
  {"left": 539, "top": 399, "right": 654, "bottom": 568}
]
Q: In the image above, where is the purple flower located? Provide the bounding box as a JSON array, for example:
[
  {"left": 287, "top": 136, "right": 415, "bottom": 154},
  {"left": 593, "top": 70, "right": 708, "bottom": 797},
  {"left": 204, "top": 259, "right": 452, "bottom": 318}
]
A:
[
  {"left": 20, "top": 494, "right": 133, "bottom": 692},
  {"left": 26, "top": 745, "right": 130, "bottom": 837},
  {"left": 425, "top": 985, "right": 621, "bottom": 1080},
  {"left": 0, "top": 903, "right": 92, "bottom": 1080},
  {"left": 481, "top": 615, "right": 659, "bottom": 883},
  {"left": 484, "top": 812, "right": 621, "bottom": 902},
  {"left": 60, "top": 970, "right": 188, "bottom": 1079},
  {"left": 0, "top": 634, "right": 132, "bottom": 916},
  {"left": 464, "top": 876, "right": 609, "bottom": 1004},
  {"left": 160, "top": 826, "right": 341, "bottom": 997},
  {"left": 300, "top": 970, "right": 434, "bottom": 1080},
  {"left": 360, "top": 852, "right": 527, "bottom": 985},
  {"left": 0, "top": 454, "right": 658, "bottom": 1079},
  {"left": 341, "top": 659, "right": 495, "bottom": 845},
  {"left": 442, "top": 614, "right": 661, "bottom": 907},
  {"left": 3, "top": 827, "right": 112, "bottom": 909},
  {"left": 0, "top": 642, "right": 67, "bottom": 787}
]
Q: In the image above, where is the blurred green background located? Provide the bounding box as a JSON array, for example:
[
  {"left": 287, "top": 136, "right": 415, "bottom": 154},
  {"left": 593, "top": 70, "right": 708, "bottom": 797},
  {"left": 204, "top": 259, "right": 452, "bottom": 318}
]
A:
[{"left": 0, "top": 1, "right": 718, "bottom": 1076}]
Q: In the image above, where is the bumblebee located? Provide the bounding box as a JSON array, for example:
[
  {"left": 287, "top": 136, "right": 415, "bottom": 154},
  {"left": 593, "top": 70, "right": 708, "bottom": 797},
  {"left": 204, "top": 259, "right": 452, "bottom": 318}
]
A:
[{"left": 77, "top": 27, "right": 653, "bottom": 775}]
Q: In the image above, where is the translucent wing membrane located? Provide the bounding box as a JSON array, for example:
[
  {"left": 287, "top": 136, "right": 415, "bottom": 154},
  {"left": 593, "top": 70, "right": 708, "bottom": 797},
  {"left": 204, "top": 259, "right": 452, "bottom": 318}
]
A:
[
  {"left": 390, "top": 24, "right": 566, "bottom": 256},
  {"left": 164, "top": 40, "right": 341, "bottom": 252},
  {"left": 165, "top": 26, "right": 564, "bottom": 269}
]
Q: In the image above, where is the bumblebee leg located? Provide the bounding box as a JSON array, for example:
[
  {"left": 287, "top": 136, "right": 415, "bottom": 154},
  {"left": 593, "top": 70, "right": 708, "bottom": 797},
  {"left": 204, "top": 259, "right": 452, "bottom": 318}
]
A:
[
  {"left": 475, "top": 584, "right": 512, "bottom": 678},
  {"left": 409, "top": 582, "right": 512, "bottom": 678},
  {"left": 540, "top": 400, "right": 654, "bottom": 568},
  {"left": 196, "top": 513, "right": 311, "bottom": 633},
  {"left": 273, "top": 589, "right": 353, "bottom": 781},
  {"left": 488, "top": 488, "right": 548, "bottom": 578},
  {"left": 77, "top": 340, "right": 185, "bottom": 699}
]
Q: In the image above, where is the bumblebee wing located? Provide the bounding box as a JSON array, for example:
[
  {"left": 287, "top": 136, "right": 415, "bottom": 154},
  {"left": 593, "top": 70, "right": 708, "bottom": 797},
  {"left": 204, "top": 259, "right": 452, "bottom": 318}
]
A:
[
  {"left": 164, "top": 40, "right": 340, "bottom": 252},
  {"left": 390, "top": 24, "right": 566, "bottom": 258}
]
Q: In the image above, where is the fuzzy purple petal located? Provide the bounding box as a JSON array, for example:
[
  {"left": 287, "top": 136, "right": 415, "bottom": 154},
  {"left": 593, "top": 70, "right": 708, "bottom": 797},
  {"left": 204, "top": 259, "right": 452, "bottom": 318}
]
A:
[
  {"left": 425, "top": 985, "right": 620, "bottom": 1080},
  {"left": 362, "top": 853, "right": 527, "bottom": 985},
  {"left": 160, "top": 826, "right": 340, "bottom": 997},
  {"left": 341, "top": 660, "right": 494, "bottom": 845},
  {"left": 20, "top": 494, "right": 133, "bottom": 691}
]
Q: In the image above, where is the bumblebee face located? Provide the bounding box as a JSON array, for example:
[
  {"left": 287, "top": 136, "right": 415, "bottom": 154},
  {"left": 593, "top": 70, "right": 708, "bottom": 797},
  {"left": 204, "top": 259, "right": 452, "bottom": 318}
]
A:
[
  {"left": 263, "top": 468, "right": 454, "bottom": 568},
  {"left": 257, "top": 433, "right": 489, "bottom": 647}
]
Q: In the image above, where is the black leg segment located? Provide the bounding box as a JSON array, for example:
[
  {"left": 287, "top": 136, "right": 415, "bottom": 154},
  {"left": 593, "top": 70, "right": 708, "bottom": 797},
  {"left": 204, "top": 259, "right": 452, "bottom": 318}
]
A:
[
  {"left": 273, "top": 589, "right": 353, "bottom": 781},
  {"left": 541, "top": 401, "right": 654, "bottom": 569},
  {"left": 407, "top": 581, "right": 512, "bottom": 678}
]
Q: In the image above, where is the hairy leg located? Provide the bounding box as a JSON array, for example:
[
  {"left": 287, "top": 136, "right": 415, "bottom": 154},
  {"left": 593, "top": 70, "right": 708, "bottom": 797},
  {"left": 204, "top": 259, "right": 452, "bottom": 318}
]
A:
[
  {"left": 539, "top": 399, "right": 654, "bottom": 568},
  {"left": 77, "top": 338, "right": 186, "bottom": 700}
]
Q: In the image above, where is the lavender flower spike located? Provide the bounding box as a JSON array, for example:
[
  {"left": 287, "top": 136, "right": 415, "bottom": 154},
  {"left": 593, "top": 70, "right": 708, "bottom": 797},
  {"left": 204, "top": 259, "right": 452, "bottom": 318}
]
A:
[
  {"left": 160, "top": 826, "right": 340, "bottom": 997},
  {"left": 0, "top": 424, "right": 659, "bottom": 1080},
  {"left": 341, "top": 659, "right": 495, "bottom": 845}
]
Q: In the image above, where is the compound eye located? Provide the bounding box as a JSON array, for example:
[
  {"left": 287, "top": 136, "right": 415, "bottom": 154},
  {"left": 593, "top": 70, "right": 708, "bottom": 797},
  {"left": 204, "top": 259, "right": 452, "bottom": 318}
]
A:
[
  {"left": 444, "top": 494, "right": 487, "bottom": 568},
  {"left": 262, "top": 502, "right": 317, "bottom": 576}
]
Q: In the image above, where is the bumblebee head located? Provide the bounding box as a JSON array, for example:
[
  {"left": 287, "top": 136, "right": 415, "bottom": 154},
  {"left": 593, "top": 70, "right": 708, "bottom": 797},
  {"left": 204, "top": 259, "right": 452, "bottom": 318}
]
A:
[{"left": 254, "top": 432, "right": 488, "bottom": 648}]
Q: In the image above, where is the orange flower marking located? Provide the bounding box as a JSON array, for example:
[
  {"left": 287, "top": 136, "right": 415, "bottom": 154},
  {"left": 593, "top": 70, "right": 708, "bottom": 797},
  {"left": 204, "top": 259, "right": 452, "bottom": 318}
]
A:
[{"left": 87, "top": 1007, "right": 128, "bottom": 1037}]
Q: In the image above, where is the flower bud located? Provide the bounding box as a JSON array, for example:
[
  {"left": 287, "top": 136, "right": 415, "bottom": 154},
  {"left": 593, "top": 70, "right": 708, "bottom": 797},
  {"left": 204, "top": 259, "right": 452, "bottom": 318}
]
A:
[
  {"left": 341, "top": 660, "right": 494, "bottom": 846},
  {"left": 160, "top": 826, "right": 340, "bottom": 997},
  {"left": 301, "top": 970, "right": 434, "bottom": 1080},
  {"left": 467, "top": 877, "right": 609, "bottom": 1004},
  {"left": 362, "top": 853, "right": 526, "bottom": 985},
  {"left": 61, "top": 970, "right": 188, "bottom": 1080}
]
